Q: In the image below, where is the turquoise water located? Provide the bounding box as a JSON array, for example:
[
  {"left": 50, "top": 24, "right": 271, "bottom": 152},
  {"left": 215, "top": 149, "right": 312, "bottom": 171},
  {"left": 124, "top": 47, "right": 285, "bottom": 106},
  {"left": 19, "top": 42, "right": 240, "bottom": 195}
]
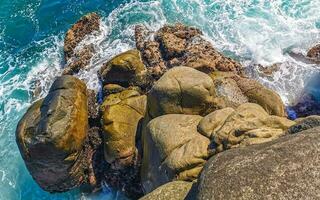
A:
[{"left": 0, "top": 0, "right": 319, "bottom": 199}]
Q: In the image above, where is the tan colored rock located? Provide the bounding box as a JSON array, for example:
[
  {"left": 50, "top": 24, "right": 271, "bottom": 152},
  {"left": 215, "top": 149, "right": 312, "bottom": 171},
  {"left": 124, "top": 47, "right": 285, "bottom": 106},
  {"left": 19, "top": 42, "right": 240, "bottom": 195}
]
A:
[
  {"left": 99, "top": 50, "right": 148, "bottom": 89},
  {"left": 148, "top": 67, "right": 215, "bottom": 118},
  {"left": 198, "top": 103, "right": 295, "bottom": 154},
  {"left": 233, "top": 76, "right": 286, "bottom": 117},
  {"left": 16, "top": 75, "right": 89, "bottom": 192},
  {"left": 101, "top": 89, "right": 147, "bottom": 169},
  {"left": 209, "top": 72, "right": 249, "bottom": 109},
  {"left": 139, "top": 181, "right": 193, "bottom": 200},
  {"left": 142, "top": 114, "right": 210, "bottom": 193}
]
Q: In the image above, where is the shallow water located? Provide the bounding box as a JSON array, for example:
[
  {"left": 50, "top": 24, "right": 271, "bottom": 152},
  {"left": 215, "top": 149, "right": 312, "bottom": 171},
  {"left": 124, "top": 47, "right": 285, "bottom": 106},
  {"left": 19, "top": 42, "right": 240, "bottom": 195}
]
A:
[{"left": 0, "top": 0, "right": 319, "bottom": 199}]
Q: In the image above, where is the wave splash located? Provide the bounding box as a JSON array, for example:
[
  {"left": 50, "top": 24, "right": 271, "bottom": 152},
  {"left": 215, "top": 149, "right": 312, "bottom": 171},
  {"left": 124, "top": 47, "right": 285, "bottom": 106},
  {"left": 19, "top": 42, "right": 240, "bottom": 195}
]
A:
[{"left": 0, "top": 0, "right": 319, "bottom": 199}]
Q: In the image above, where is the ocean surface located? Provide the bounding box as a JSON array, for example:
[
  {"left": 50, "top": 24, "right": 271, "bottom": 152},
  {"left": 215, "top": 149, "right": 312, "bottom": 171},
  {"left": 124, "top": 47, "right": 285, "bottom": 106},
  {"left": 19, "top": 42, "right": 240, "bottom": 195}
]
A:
[{"left": 0, "top": 0, "right": 319, "bottom": 199}]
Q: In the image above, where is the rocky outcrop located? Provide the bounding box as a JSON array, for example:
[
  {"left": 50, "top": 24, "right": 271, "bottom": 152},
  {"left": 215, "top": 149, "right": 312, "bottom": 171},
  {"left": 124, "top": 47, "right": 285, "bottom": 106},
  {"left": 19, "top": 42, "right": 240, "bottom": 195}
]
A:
[
  {"left": 198, "top": 103, "right": 295, "bottom": 154},
  {"left": 63, "top": 13, "right": 100, "bottom": 75},
  {"left": 142, "top": 114, "right": 210, "bottom": 193},
  {"left": 16, "top": 75, "right": 89, "bottom": 192},
  {"left": 99, "top": 50, "right": 149, "bottom": 90},
  {"left": 147, "top": 67, "right": 215, "bottom": 118},
  {"left": 197, "top": 127, "right": 320, "bottom": 200},
  {"left": 101, "top": 88, "right": 147, "bottom": 169},
  {"left": 139, "top": 181, "right": 193, "bottom": 200},
  {"left": 307, "top": 44, "right": 320, "bottom": 62},
  {"left": 135, "top": 23, "right": 242, "bottom": 77}
]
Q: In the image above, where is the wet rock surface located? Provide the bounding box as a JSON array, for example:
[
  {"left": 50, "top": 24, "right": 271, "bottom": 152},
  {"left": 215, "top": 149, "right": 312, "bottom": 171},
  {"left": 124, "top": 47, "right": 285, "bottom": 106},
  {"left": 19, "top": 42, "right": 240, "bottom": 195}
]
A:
[
  {"left": 16, "top": 18, "right": 320, "bottom": 200},
  {"left": 101, "top": 88, "right": 147, "bottom": 169},
  {"left": 16, "top": 75, "right": 89, "bottom": 192},
  {"left": 197, "top": 127, "right": 320, "bottom": 200},
  {"left": 63, "top": 13, "right": 100, "bottom": 75}
]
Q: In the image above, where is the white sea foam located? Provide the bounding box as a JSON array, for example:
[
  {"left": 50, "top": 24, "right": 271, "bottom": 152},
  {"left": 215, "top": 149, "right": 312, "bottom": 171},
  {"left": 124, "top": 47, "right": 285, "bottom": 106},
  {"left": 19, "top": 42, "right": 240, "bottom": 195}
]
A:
[{"left": 1, "top": 0, "right": 320, "bottom": 199}]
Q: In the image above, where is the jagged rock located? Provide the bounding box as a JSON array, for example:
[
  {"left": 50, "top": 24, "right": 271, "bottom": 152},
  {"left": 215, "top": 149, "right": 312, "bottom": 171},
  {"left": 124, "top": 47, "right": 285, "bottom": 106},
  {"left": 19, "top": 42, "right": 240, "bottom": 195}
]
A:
[
  {"left": 198, "top": 103, "right": 295, "bottom": 154},
  {"left": 287, "top": 115, "right": 320, "bottom": 134},
  {"left": 101, "top": 89, "right": 147, "bottom": 169},
  {"left": 197, "top": 127, "right": 320, "bottom": 200},
  {"left": 142, "top": 114, "right": 210, "bottom": 193},
  {"left": 139, "top": 181, "right": 193, "bottom": 200},
  {"left": 135, "top": 23, "right": 242, "bottom": 77},
  {"left": 148, "top": 67, "right": 215, "bottom": 118},
  {"left": 99, "top": 50, "right": 149, "bottom": 89},
  {"left": 16, "top": 75, "right": 89, "bottom": 192},
  {"left": 63, "top": 13, "right": 100, "bottom": 74},
  {"left": 307, "top": 44, "right": 320, "bottom": 62}
]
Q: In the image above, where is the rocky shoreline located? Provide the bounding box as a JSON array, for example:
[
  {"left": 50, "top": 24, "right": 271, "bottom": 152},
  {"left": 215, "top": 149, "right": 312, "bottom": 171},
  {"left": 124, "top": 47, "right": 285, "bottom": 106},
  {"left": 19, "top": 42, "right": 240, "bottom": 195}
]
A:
[{"left": 16, "top": 13, "right": 320, "bottom": 199}]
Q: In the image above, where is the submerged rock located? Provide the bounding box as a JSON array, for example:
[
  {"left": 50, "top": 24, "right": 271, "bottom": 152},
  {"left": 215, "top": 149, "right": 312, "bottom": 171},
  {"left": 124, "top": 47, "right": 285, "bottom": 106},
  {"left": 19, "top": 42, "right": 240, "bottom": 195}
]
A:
[
  {"left": 139, "top": 181, "right": 193, "bottom": 200},
  {"left": 197, "top": 127, "right": 320, "bottom": 200},
  {"left": 63, "top": 13, "right": 100, "bottom": 75},
  {"left": 307, "top": 44, "right": 320, "bottom": 62},
  {"left": 101, "top": 89, "right": 147, "bottom": 169},
  {"left": 16, "top": 75, "right": 89, "bottom": 192},
  {"left": 288, "top": 73, "right": 320, "bottom": 118},
  {"left": 135, "top": 23, "right": 242, "bottom": 77},
  {"left": 142, "top": 114, "right": 210, "bottom": 193}
]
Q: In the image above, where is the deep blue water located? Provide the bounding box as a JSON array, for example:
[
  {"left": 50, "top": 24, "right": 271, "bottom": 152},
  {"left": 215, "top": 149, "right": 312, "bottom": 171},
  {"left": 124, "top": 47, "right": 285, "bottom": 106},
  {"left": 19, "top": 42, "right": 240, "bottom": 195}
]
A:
[{"left": 0, "top": 0, "right": 319, "bottom": 199}]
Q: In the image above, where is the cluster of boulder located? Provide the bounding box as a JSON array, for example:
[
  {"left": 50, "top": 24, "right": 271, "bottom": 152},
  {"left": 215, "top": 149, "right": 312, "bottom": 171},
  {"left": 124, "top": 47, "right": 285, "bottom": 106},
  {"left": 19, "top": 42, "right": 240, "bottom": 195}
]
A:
[{"left": 16, "top": 13, "right": 320, "bottom": 200}]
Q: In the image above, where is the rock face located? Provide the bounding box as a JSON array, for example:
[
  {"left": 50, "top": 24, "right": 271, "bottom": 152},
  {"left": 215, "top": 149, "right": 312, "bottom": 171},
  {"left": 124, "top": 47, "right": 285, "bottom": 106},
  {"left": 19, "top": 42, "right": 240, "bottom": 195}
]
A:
[
  {"left": 307, "top": 44, "right": 320, "bottom": 62},
  {"left": 63, "top": 13, "right": 100, "bottom": 74},
  {"left": 209, "top": 72, "right": 286, "bottom": 117},
  {"left": 135, "top": 23, "right": 242, "bottom": 77},
  {"left": 197, "top": 127, "right": 320, "bottom": 200},
  {"left": 16, "top": 75, "right": 89, "bottom": 192},
  {"left": 139, "top": 181, "right": 193, "bottom": 200},
  {"left": 101, "top": 89, "right": 147, "bottom": 169},
  {"left": 148, "top": 67, "right": 215, "bottom": 118},
  {"left": 99, "top": 50, "right": 148, "bottom": 89},
  {"left": 142, "top": 114, "right": 210, "bottom": 193},
  {"left": 287, "top": 115, "right": 320, "bottom": 134},
  {"left": 198, "top": 103, "right": 295, "bottom": 154}
]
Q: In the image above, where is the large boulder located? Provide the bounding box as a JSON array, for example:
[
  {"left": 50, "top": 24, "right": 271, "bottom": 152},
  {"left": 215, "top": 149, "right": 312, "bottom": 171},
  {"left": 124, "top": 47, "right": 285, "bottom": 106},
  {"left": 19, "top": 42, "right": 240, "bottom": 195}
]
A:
[
  {"left": 142, "top": 114, "right": 210, "bottom": 193},
  {"left": 197, "top": 127, "right": 320, "bottom": 200},
  {"left": 148, "top": 67, "right": 215, "bottom": 118},
  {"left": 63, "top": 13, "right": 100, "bottom": 74},
  {"left": 135, "top": 23, "right": 242, "bottom": 77},
  {"left": 139, "top": 181, "right": 193, "bottom": 200},
  {"left": 99, "top": 50, "right": 148, "bottom": 89},
  {"left": 16, "top": 75, "right": 89, "bottom": 192},
  {"left": 209, "top": 72, "right": 286, "bottom": 117},
  {"left": 101, "top": 88, "right": 147, "bottom": 169},
  {"left": 198, "top": 103, "right": 295, "bottom": 154}
]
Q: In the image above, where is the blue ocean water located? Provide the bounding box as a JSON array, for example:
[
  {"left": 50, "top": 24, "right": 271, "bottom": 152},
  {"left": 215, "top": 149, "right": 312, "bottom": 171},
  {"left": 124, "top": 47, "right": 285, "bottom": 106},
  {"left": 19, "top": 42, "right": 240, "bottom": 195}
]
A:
[{"left": 0, "top": 0, "right": 319, "bottom": 199}]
